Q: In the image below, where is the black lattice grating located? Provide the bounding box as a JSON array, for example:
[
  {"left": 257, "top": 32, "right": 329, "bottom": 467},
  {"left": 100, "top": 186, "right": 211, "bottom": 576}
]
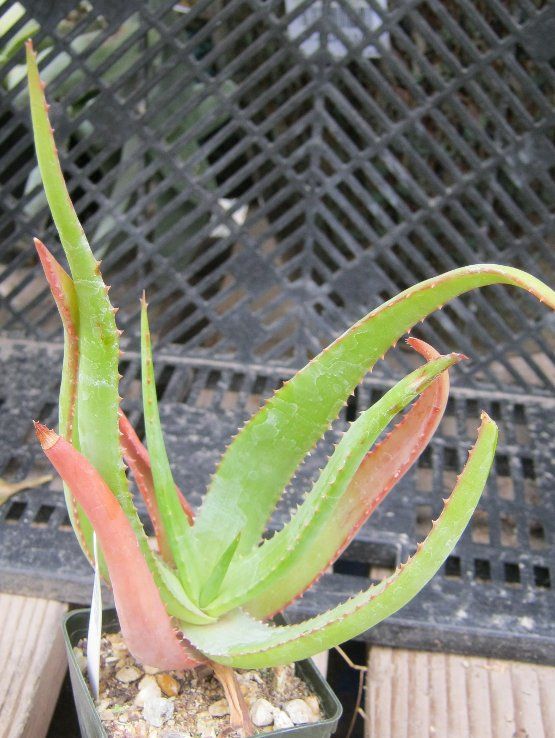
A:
[
  {"left": 0, "top": 0, "right": 554, "bottom": 392},
  {"left": 0, "top": 340, "right": 553, "bottom": 662}
]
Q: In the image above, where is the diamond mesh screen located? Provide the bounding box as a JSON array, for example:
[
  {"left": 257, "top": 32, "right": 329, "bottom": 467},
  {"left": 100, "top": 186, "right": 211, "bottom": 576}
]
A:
[{"left": 0, "top": 0, "right": 553, "bottom": 392}]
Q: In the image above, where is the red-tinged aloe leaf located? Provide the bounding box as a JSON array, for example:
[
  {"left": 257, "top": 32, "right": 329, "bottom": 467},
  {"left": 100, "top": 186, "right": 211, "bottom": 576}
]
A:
[
  {"left": 180, "top": 414, "right": 498, "bottom": 668},
  {"left": 118, "top": 411, "right": 173, "bottom": 564},
  {"left": 35, "top": 237, "right": 195, "bottom": 567},
  {"left": 119, "top": 411, "right": 194, "bottom": 534},
  {"left": 33, "top": 239, "right": 79, "bottom": 437},
  {"left": 33, "top": 238, "right": 96, "bottom": 567},
  {"left": 34, "top": 422, "right": 204, "bottom": 669},
  {"left": 244, "top": 337, "right": 455, "bottom": 619},
  {"left": 193, "top": 264, "right": 555, "bottom": 573},
  {"left": 207, "top": 352, "right": 464, "bottom": 617}
]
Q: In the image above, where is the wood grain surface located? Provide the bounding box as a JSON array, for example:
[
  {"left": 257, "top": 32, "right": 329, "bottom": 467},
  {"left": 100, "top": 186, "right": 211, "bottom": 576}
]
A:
[
  {"left": 365, "top": 647, "right": 555, "bottom": 738},
  {"left": 0, "top": 594, "right": 68, "bottom": 738}
]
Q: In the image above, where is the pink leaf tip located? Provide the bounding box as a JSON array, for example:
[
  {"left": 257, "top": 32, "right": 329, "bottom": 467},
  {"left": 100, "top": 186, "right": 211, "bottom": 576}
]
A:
[{"left": 33, "top": 421, "right": 59, "bottom": 450}]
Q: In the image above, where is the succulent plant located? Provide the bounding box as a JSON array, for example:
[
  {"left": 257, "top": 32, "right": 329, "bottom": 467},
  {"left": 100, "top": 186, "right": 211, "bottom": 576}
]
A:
[{"left": 26, "top": 40, "right": 555, "bottom": 733}]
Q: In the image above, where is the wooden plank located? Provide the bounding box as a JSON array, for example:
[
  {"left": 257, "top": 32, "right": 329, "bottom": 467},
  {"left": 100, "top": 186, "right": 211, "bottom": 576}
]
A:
[
  {"left": 366, "top": 647, "right": 555, "bottom": 738},
  {"left": 0, "top": 594, "right": 68, "bottom": 738}
]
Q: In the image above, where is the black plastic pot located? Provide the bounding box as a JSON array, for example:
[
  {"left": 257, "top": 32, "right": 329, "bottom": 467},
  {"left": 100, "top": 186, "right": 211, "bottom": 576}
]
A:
[{"left": 63, "top": 608, "right": 343, "bottom": 738}]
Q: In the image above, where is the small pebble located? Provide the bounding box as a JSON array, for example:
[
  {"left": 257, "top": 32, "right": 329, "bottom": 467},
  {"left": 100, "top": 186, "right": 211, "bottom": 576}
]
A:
[
  {"left": 115, "top": 665, "right": 142, "bottom": 683},
  {"left": 143, "top": 696, "right": 174, "bottom": 727},
  {"left": 239, "top": 670, "right": 263, "bottom": 685},
  {"left": 139, "top": 674, "right": 158, "bottom": 690},
  {"left": 144, "top": 664, "right": 161, "bottom": 675},
  {"left": 284, "top": 699, "right": 319, "bottom": 725},
  {"left": 97, "top": 707, "right": 116, "bottom": 722},
  {"left": 250, "top": 698, "right": 275, "bottom": 727},
  {"left": 273, "top": 664, "right": 294, "bottom": 693},
  {"left": 273, "top": 709, "right": 294, "bottom": 729},
  {"left": 305, "top": 695, "right": 321, "bottom": 717},
  {"left": 73, "top": 647, "right": 87, "bottom": 673},
  {"left": 135, "top": 677, "right": 162, "bottom": 707},
  {"left": 208, "top": 698, "right": 229, "bottom": 717},
  {"left": 196, "top": 718, "right": 216, "bottom": 738},
  {"left": 157, "top": 673, "right": 180, "bottom": 697}
]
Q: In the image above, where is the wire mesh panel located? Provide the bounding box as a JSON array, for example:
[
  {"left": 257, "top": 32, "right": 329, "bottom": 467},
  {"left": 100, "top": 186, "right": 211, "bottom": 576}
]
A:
[
  {"left": 0, "top": 0, "right": 553, "bottom": 390},
  {"left": 0, "top": 0, "right": 554, "bottom": 662}
]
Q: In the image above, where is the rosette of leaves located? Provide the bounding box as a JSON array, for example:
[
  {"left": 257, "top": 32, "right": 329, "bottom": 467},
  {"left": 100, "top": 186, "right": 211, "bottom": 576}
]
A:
[{"left": 26, "top": 40, "right": 555, "bottom": 734}]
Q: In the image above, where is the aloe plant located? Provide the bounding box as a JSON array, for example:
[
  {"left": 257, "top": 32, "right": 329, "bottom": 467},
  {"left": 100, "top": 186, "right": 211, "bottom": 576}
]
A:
[{"left": 25, "top": 40, "right": 555, "bottom": 733}]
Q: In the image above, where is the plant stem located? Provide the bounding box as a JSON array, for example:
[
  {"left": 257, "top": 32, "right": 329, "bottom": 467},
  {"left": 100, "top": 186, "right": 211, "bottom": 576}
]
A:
[{"left": 211, "top": 661, "right": 255, "bottom": 737}]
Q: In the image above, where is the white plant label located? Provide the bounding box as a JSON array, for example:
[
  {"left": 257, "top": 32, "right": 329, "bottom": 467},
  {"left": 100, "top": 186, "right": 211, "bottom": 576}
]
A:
[
  {"left": 87, "top": 533, "right": 102, "bottom": 701},
  {"left": 285, "top": 0, "right": 389, "bottom": 59}
]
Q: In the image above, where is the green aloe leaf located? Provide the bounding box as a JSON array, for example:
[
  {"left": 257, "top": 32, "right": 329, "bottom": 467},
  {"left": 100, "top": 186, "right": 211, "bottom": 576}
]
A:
[
  {"left": 199, "top": 533, "right": 242, "bottom": 609},
  {"left": 181, "top": 413, "right": 498, "bottom": 667},
  {"left": 193, "top": 265, "right": 555, "bottom": 574},
  {"left": 243, "top": 337, "right": 452, "bottom": 619},
  {"left": 140, "top": 297, "right": 199, "bottom": 599},
  {"left": 155, "top": 560, "right": 216, "bottom": 625},
  {"left": 27, "top": 41, "right": 124, "bottom": 505},
  {"left": 26, "top": 41, "right": 186, "bottom": 614},
  {"left": 207, "top": 352, "right": 463, "bottom": 616}
]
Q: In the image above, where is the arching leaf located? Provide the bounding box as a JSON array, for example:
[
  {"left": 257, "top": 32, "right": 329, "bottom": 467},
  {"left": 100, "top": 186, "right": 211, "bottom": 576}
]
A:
[
  {"left": 193, "top": 265, "right": 554, "bottom": 574},
  {"left": 181, "top": 414, "right": 498, "bottom": 667}
]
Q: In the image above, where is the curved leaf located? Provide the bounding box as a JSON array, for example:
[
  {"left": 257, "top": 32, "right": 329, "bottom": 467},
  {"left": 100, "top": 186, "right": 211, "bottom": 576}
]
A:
[
  {"left": 34, "top": 238, "right": 94, "bottom": 566},
  {"left": 34, "top": 423, "right": 203, "bottom": 669},
  {"left": 27, "top": 42, "right": 180, "bottom": 600},
  {"left": 27, "top": 42, "right": 127, "bottom": 523},
  {"left": 119, "top": 411, "right": 194, "bottom": 565},
  {"left": 207, "top": 351, "right": 463, "bottom": 617},
  {"left": 34, "top": 238, "right": 196, "bottom": 568},
  {"left": 193, "top": 265, "right": 554, "bottom": 573},
  {"left": 243, "top": 337, "right": 454, "bottom": 619},
  {"left": 155, "top": 559, "right": 217, "bottom": 625},
  {"left": 180, "top": 413, "right": 498, "bottom": 667}
]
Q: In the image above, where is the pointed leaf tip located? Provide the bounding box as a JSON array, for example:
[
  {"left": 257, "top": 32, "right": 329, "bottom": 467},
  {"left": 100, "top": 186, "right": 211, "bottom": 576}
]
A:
[
  {"left": 33, "top": 237, "right": 50, "bottom": 262},
  {"left": 406, "top": 337, "right": 469, "bottom": 363},
  {"left": 34, "top": 422, "right": 58, "bottom": 450}
]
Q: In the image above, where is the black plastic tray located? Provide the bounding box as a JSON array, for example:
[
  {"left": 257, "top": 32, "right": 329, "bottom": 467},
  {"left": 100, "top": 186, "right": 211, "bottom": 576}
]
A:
[{"left": 0, "top": 339, "right": 553, "bottom": 664}]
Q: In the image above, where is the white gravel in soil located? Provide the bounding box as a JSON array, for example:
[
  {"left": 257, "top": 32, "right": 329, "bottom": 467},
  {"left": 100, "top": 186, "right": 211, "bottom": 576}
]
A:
[{"left": 76, "top": 632, "right": 322, "bottom": 738}]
